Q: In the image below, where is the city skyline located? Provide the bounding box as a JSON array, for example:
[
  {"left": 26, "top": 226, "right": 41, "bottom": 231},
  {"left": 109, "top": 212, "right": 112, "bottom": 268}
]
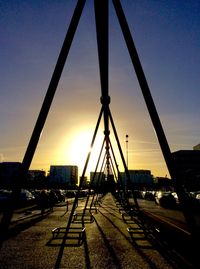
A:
[{"left": 1, "top": 1, "right": 200, "bottom": 178}]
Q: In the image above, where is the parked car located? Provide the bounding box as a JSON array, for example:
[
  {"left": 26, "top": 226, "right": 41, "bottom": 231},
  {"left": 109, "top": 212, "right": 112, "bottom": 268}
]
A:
[
  {"left": 194, "top": 192, "right": 200, "bottom": 200},
  {"left": 155, "top": 191, "right": 177, "bottom": 208},
  {"left": 54, "top": 189, "right": 65, "bottom": 202},
  {"left": 144, "top": 191, "right": 156, "bottom": 201},
  {"left": 185, "top": 191, "right": 200, "bottom": 211},
  {"left": 65, "top": 190, "right": 76, "bottom": 198},
  {"left": 20, "top": 189, "right": 35, "bottom": 202},
  {"left": 171, "top": 192, "right": 179, "bottom": 204},
  {"left": 0, "top": 190, "right": 12, "bottom": 209},
  {"left": 0, "top": 189, "right": 35, "bottom": 209}
]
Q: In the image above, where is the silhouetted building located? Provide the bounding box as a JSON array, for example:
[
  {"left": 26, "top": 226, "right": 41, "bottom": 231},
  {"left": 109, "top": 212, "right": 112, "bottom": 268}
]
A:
[
  {"left": 155, "top": 176, "right": 173, "bottom": 190},
  {"left": 28, "top": 170, "right": 46, "bottom": 180},
  {"left": 90, "top": 172, "right": 106, "bottom": 190},
  {"left": 27, "top": 169, "right": 46, "bottom": 188},
  {"left": 121, "top": 169, "right": 153, "bottom": 189},
  {"left": 0, "top": 162, "right": 21, "bottom": 188},
  {"left": 172, "top": 150, "right": 200, "bottom": 190},
  {"left": 193, "top": 143, "right": 200, "bottom": 150},
  {"left": 79, "top": 176, "right": 89, "bottom": 188},
  {"left": 49, "top": 165, "right": 78, "bottom": 187}
]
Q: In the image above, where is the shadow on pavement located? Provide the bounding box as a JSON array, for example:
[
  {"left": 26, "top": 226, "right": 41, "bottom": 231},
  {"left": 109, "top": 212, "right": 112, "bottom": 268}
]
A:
[
  {"left": 94, "top": 217, "right": 123, "bottom": 269},
  {"left": 0, "top": 212, "right": 49, "bottom": 244},
  {"left": 97, "top": 210, "right": 161, "bottom": 269},
  {"left": 103, "top": 208, "right": 197, "bottom": 268},
  {"left": 46, "top": 228, "right": 91, "bottom": 269},
  {"left": 83, "top": 232, "right": 91, "bottom": 269},
  {"left": 46, "top": 225, "right": 87, "bottom": 269}
]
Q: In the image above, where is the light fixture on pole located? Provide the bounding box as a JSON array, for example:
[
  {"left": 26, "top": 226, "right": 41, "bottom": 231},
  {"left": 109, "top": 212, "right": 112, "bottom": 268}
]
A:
[{"left": 125, "top": 134, "right": 129, "bottom": 169}]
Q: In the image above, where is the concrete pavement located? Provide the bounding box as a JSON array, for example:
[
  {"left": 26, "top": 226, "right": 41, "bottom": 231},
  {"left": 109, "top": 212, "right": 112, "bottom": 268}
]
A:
[{"left": 0, "top": 193, "right": 197, "bottom": 268}]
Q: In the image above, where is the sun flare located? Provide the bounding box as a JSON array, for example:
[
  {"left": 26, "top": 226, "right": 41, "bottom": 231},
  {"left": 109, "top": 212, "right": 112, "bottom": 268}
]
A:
[
  {"left": 57, "top": 128, "right": 104, "bottom": 177},
  {"left": 70, "top": 130, "right": 105, "bottom": 176},
  {"left": 69, "top": 131, "right": 91, "bottom": 166}
]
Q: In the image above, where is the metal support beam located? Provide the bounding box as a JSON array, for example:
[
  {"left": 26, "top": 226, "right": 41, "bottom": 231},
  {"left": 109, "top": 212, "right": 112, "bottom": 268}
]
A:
[
  {"left": 94, "top": 0, "right": 110, "bottom": 179},
  {"left": 55, "top": 106, "right": 103, "bottom": 268},
  {"left": 0, "top": 0, "right": 86, "bottom": 249},
  {"left": 112, "top": 0, "right": 198, "bottom": 236},
  {"left": 108, "top": 107, "right": 139, "bottom": 210},
  {"left": 109, "top": 138, "right": 124, "bottom": 192},
  {"left": 83, "top": 137, "right": 106, "bottom": 212},
  {"left": 21, "top": 0, "right": 86, "bottom": 180}
]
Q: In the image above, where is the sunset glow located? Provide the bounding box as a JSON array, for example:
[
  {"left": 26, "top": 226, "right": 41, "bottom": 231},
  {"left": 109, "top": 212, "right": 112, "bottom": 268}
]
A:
[
  {"left": 54, "top": 126, "right": 105, "bottom": 177},
  {"left": 1, "top": 1, "right": 200, "bottom": 179}
]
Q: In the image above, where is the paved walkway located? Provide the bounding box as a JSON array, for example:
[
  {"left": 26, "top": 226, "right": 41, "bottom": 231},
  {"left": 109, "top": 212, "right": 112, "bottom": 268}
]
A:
[{"left": 0, "top": 193, "right": 195, "bottom": 268}]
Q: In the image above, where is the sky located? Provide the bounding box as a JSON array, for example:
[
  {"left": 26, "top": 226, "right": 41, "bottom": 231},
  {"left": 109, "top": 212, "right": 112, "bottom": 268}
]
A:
[{"left": 0, "top": 0, "right": 200, "bottom": 179}]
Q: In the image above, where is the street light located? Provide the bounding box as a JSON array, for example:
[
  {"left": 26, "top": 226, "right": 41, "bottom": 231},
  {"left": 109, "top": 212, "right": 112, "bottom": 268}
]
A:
[{"left": 125, "top": 134, "right": 129, "bottom": 169}]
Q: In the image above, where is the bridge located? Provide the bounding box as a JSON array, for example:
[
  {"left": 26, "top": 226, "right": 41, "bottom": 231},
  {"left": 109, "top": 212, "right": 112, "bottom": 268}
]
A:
[
  {"left": 0, "top": 1, "right": 200, "bottom": 268},
  {"left": 0, "top": 192, "right": 198, "bottom": 268}
]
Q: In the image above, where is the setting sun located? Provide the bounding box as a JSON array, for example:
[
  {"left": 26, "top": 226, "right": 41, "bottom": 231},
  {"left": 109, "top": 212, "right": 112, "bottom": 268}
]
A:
[
  {"left": 56, "top": 126, "right": 105, "bottom": 178},
  {"left": 69, "top": 131, "right": 92, "bottom": 167}
]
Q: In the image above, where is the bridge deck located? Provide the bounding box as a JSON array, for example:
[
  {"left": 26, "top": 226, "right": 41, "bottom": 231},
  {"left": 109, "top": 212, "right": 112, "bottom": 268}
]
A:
[{"left": 0, "top": 193, "right": 198, "bottom": 268}]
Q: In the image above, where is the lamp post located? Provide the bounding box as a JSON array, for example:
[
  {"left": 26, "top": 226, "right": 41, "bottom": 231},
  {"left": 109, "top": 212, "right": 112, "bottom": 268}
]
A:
[{"left": 125, "top": 134, "right": 129, "bottom": 169}]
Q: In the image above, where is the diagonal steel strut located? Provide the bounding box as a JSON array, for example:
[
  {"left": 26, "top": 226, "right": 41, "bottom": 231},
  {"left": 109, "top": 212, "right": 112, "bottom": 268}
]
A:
[{"left": 112, "top": 0, "right": 198, "bottom": 237}]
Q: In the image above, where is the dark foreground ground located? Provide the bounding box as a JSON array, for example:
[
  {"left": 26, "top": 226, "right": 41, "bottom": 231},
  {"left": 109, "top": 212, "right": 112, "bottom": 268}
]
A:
[{"left": 0, "top": 193, "right": 198, "bottom": 269}]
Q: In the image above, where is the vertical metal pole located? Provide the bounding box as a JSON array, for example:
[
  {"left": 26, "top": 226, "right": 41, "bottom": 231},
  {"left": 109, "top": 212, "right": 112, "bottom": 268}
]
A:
[
  {"left": 125, "top": 134, "right": 129, "bottom": 195},
  {"left": 94, "top": 0, "right": 110, "bottom": 180},
  {"left": 126, "top": 134, "right": 129, "bottom": 169},
  {"left": 94, "top": 0, "right": 109, "bottom": 101}
]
